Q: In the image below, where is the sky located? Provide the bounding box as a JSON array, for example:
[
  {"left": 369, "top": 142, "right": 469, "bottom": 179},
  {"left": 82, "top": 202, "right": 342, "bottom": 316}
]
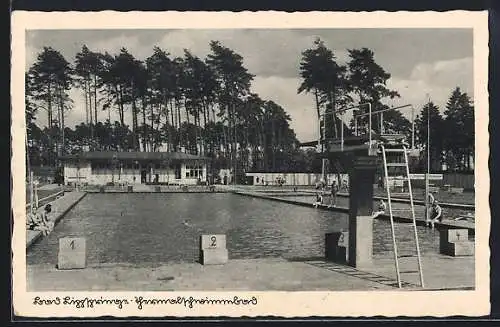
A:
[{"left": 25, "top": 28, "right": 474, "bottom": 142}]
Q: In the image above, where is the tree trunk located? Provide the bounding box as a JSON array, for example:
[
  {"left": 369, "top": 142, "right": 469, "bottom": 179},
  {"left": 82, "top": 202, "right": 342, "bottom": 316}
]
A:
[
  {"left": 177, "top": 100, "right": 182, "bottom": 151},
  {"left": 118, "top": 86, "right": 125, "bottom": 126},
  {"left": 57, "top": 85, "right": 65, "bottom": 157},
  {"left": 93, "top": 75, "right": 98, "bottom": 126},
  {"left": 142, "top": 95, "right": 147, "bottom": 152},
  {"left": 131, "top": 97, "right": 139, "bottom": 151},
  {"left": 329, "top": 91, "right": 338, "bottom": 139},
  {"left": 84, "top": 80, "right": 89, "bottom": 125},
  {"left": 168, "top": 98, "right": 174, "bottom": 151}
]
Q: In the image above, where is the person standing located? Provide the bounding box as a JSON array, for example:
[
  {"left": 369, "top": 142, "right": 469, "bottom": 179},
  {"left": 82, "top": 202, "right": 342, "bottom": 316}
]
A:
[{"left": 328, "top": 180, "right": 338, "bottom": 208}]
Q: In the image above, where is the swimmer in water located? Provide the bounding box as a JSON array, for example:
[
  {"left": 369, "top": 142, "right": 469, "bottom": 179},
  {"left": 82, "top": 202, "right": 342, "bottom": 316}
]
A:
[{"left": 182, "top": 219, "right": 203, "bottom": 232}]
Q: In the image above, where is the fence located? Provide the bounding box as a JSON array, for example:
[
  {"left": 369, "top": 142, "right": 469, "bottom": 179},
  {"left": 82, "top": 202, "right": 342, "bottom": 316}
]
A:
[
  {"left": 246, "top": 172, "right": 474, "bottom": 191},
  {"left": 25, "top": 190, "right": 65, "bottom": 211},
  {"left": 245, "top": 172, "right": 349, "bottom": 187},
  {"left": 411, "top": 173, "right": 474, "bottom": 190}
]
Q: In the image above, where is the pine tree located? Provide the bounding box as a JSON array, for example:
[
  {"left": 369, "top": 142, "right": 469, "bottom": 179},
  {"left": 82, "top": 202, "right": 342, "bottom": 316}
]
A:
[{"left": 443, "top": 87, "right": 474, "bottom": 171}]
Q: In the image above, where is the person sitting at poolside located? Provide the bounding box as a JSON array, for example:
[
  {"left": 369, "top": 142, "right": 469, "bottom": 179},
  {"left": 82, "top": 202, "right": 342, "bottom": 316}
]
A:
[
  {"left": 371, "top": 199, "right": 387, "bottom": 219},
  {"left": 313, "top": 192, "right": 323, "bottom": 208},
  {"left": 454, "top": 212, "right": 474, "bottom": 222},
  {"left": 27, "top": 204, "right": 53, "bottom": 236},
  {"left": 428, "top": 200, "right": 443, "bottom": 229}
]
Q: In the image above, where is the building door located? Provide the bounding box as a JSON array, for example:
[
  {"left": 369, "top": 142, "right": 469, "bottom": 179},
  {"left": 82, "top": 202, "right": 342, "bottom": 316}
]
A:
[{"left": 141, "top": 169, "right": 147, "bottom": 184}]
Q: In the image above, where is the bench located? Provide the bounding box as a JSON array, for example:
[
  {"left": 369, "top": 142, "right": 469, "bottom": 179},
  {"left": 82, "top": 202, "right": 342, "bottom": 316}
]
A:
[
  {"left": 428, "top": 185, "right": 440, "bottom": 193},
  {"left": 450, "top": 187, "right": 464, "bottom": 194}
]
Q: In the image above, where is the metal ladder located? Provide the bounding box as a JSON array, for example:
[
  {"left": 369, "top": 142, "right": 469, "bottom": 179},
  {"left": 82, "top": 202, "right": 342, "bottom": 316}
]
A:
[{"left": 380, "top": 144, "right": 425, "bottom": 288}]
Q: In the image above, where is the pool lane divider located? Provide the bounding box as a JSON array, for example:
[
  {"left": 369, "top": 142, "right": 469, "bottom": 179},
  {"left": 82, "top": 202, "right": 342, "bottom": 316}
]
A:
[
  {"left": 250, "top": 189, "right": 474, "bottom": 210},
  {"left": 26, "top": 192, "right": 88, "bottom": 250},
  {"left": 232, "top": 191, "right": 474, "bottom": 233}
]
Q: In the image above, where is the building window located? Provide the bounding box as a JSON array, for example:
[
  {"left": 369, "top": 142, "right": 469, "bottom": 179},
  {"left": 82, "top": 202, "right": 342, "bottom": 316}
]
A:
[{"left": 185, "top": 165, "right": 203, "bottom": 179}]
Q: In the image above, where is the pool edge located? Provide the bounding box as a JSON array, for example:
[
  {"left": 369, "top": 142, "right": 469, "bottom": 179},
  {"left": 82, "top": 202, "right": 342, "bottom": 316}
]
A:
[
  {"left": 232, "top": 191, "right": 475, "bottom": 233},
  {"left": 26, "top": 192, "right": 88, "bottom": 250}
]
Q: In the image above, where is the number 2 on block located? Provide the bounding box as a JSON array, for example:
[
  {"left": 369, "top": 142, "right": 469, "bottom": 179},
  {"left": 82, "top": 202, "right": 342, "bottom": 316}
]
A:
[{"left": 210, "top": 236, "right": 217, "bottom": 247}]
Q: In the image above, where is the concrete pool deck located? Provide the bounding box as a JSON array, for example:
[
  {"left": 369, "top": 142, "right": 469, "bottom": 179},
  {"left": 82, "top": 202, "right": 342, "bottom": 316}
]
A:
[
  {"left": 26, "top": 191, "right": 87, "bottom": 249},
  {"left": 27, "top": 253, "right": 474, "bottom": 292}
]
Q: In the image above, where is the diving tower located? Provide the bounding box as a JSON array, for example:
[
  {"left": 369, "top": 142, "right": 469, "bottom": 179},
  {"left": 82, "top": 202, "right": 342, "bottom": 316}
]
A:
[{"left": 302, "top": 103, "right": 422, "bottom": 275}]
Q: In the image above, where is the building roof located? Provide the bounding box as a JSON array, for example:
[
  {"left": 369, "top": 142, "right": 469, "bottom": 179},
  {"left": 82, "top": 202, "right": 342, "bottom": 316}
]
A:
[{"left": 60, "top": 151, "right": 210, "bottom": 162}]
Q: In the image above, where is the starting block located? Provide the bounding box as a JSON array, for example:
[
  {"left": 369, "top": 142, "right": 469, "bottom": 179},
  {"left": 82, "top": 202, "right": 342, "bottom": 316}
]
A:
[
  {"left": 58, "top": 237, "right": 86, "bottom": 269},
  {"left": 325, "top": 231, "right": 349, "bottom": 263},
  {"left": 155, "top": 186, "right": 161, "bottom": 192},
  {"left": 199, "top": 234, "right": 228, "bottom": 265},
  {"left": 440, "top": 229, "right": 474, "bottom": 256},
  {"left": 127, "top": 185, "right": 133, "bottom": 192}
]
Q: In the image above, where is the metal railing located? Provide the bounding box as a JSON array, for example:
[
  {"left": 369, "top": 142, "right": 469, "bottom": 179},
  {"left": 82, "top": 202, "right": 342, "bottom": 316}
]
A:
[
  {"left": 25, "top": 190, "right": 65, "bottom": 211},
  {"left": 353, "top": 104, "right": 415, "bottom": 149},
  {"left": 319, "top": 102, "right": 372, "bottom": 152},
  {"left": 319, "top": 102, "right": 416, "bottom": 153}
]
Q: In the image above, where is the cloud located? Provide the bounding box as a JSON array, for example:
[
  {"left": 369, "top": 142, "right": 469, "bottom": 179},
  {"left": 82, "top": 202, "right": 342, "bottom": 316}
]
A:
[
  {"left": 89, "top": 34, "right": 144, "bottom": 59},
  {"left": 410, "top": 57, "right": 473, "bottom": 91},
  {"left": 251, "top": 76, "right": 319, "bottom": 142},
  {"left": 385, "top": 57, "right": 474, "bottom": 117},
  {"left": 156, "top": 29, "right": 349, "bottom": 79},
  {"left": 25, "top": 44, "right": 37, "bottom": 71}
]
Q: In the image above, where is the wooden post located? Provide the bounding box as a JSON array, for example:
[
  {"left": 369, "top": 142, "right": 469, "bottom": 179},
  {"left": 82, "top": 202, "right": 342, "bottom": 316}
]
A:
[
  {"left": 29, "top": 171, "right": 34, "bottom": 213},
  {"left": 34, "top": 179, "right": 39, "bottom": 209},
  {"left": 425, "top": 173, "right": 429, "bottom": 223},
  {"left": 322, "top": 159, "right": 327, "bottom": 184}
]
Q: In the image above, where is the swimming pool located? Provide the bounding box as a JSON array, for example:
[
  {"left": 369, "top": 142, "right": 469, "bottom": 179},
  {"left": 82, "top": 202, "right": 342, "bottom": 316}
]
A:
[{"left": 27, "top": 193, "right": 443, "bottom": 266}]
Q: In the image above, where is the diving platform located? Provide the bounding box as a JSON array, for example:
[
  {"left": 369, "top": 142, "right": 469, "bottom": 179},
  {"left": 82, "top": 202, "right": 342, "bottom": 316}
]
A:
[
  {"left": 327, "top": 133, "right": 408, "bottom": 154},
  {"left": 299, "top": 102, "right": 421, "bottom": 269},
  {"left": 300, "top": 132, "right": 416, "bottom": 159}
]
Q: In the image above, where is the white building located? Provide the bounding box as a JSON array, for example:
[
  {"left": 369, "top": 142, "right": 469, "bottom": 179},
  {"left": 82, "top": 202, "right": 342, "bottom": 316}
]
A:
[{"left": 61, "top": 151, "right": 210, "bottom": 186}]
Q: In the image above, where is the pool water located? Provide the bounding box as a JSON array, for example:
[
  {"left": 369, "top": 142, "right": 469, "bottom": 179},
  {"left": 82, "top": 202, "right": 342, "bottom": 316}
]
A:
[{"left": 27, "top": 193, "right": 442, "bottom": 266}]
